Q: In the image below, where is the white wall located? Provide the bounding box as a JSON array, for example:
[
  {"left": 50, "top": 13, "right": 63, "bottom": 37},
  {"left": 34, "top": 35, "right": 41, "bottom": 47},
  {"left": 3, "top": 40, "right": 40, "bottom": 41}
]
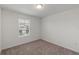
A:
[
  {"left": 2, "top": 8, "right": 41, "bottom": 49},
  {"left": 0, "top": 8, "right": 1, "bottom": 54},
  {"left": 42, "top": 8, "right": 79, "bottom": 52}
]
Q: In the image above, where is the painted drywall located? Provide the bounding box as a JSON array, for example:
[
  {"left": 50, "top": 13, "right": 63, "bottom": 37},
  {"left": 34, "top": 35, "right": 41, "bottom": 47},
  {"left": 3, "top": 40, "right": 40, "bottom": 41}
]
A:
[
  {"left": 0, "top": 8, "right": 1, "bottom": 54},
  {"left": 2, "top": 8, "right": 41, "bottom": 49},
  {"left": 41, "top": 8, "right": 79, "bottom": 52}
]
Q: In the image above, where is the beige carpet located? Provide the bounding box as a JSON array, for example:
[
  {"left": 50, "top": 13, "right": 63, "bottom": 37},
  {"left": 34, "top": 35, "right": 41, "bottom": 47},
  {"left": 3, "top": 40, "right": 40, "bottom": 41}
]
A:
[{"left": 1, "top": 39, "right": 79, "bottom": 55}]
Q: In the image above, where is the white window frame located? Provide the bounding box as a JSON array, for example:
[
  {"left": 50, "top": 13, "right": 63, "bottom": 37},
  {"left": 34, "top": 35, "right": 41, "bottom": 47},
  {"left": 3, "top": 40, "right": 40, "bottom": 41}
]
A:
[{"left": 18, "top": 18, "right": 30, "bottom": 37}]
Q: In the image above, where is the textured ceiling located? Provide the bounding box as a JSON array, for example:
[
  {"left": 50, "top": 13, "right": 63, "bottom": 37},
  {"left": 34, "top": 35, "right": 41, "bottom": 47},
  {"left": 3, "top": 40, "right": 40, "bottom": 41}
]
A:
[{"left": 0, "top": 4, "right": 79, "bottom": 18}]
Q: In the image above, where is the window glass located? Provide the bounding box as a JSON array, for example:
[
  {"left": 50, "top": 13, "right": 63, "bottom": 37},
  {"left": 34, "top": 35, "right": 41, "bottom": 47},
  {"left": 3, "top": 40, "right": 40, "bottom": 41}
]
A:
[{"left": 19, "top": 18, "right": 30, "bottom": 37}]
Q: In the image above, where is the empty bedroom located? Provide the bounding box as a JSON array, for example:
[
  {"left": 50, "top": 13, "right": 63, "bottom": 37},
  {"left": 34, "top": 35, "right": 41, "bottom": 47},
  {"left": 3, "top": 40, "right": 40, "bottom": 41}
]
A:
[{"left": 0, "top": 4, "right": 79, "bottom": 55}]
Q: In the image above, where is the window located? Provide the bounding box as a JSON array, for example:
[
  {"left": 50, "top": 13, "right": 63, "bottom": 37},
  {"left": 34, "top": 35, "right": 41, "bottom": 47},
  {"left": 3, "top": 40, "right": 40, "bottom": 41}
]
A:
[{"left": 18, "top": 18, "right": 30, "bottom": 37}]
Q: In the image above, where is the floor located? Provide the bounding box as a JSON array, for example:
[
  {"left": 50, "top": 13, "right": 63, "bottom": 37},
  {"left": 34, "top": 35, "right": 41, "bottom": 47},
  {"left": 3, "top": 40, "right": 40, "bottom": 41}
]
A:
[{"left": 1, "top": 39, "right": 79, "bottom": 55}]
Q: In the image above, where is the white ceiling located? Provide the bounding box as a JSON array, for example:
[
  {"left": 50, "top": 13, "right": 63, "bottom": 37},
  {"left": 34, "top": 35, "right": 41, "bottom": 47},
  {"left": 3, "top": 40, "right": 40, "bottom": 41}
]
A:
[{"left": 0, "top": 4, "right": 79, "bottom": 18}]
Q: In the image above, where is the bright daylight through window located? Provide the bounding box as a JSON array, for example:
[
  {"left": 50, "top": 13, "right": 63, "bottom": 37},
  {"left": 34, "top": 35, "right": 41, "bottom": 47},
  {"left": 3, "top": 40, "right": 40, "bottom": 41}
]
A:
[{"left": 18, "top": 18, "right": 30, "bottom": 37}]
